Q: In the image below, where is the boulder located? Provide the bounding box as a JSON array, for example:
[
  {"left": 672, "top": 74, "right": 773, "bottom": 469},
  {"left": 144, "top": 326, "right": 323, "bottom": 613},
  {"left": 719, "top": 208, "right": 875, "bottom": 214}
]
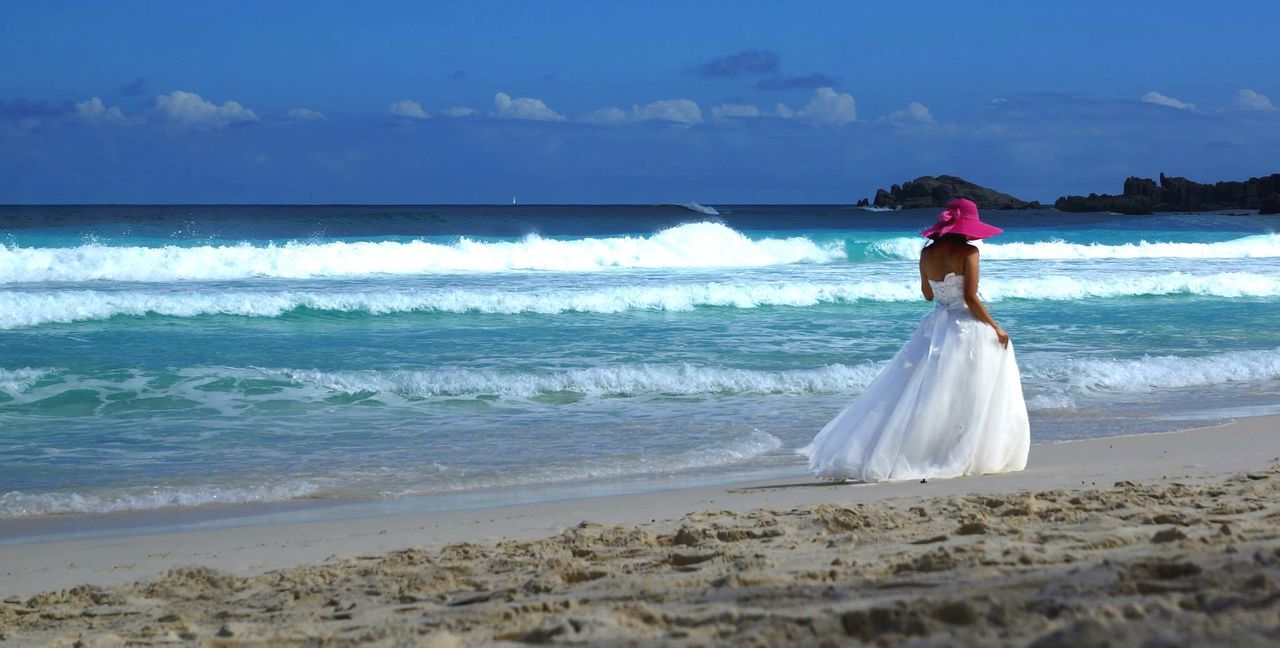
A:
[
  {"left": 873, "top": 188, "right": 896, "bottom": 208},
  {"left": 1057, "top": 172, "right": 1280, "bottom": 213},
  {"left": 864, "top": 175, "right": 1038, "bottom": 210},
  {"left": 1261, "top": 195, "right": 1280, "bottom": 215}
]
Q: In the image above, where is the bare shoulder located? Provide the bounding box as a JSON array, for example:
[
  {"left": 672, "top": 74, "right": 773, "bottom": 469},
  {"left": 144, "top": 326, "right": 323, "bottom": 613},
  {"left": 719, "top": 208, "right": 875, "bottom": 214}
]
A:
[{"left": 963, "top": 242, "right": 980, "bottom": 256}]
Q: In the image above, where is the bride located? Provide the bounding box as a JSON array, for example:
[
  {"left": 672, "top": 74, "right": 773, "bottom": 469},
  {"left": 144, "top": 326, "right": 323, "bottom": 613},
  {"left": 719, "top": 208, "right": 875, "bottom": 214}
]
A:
[{"left": 798, "top": 198, "right": 1030, "bottom": 482}]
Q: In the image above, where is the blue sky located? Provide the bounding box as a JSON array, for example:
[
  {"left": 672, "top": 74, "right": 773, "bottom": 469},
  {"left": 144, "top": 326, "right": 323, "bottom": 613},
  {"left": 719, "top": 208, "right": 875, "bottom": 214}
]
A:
[{"left": 2, "top": 1, "right": 1278, "bottom": 203}]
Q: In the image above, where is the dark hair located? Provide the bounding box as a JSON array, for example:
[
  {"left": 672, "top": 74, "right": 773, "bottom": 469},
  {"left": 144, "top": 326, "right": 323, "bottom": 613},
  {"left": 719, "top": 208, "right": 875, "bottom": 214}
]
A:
[{"left": 925, "top": 232, "right": 969, "bottom": 246}]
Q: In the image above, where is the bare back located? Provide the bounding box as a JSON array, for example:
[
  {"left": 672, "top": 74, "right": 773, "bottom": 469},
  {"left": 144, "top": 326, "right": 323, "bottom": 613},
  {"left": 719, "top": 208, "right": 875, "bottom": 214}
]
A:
[
  {"left": 919, "top": 236, "right": 976, "bottom": 281},
  {"left": 917, "top": 235, "right": 1008, "bottom": 347}
]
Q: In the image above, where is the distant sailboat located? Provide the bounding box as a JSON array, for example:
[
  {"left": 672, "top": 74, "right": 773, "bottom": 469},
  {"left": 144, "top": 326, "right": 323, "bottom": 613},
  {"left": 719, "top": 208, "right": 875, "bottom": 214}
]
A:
[{"left": 512, "top": 196, "right": 517, "bottom": 205}]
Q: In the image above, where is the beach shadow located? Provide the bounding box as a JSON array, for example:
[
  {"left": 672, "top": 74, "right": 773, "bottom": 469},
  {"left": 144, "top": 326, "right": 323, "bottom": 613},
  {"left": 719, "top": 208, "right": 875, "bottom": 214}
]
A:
[{"left": 728, "top": 479, "right": 868, "bottom": 493}]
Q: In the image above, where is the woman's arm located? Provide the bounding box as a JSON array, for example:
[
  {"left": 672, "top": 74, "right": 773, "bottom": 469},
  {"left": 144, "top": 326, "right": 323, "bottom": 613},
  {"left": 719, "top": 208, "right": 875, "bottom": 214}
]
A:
[
  {"left": 962, "top": 249, "right": 1009, "bottom": 347},
  {"left": 919, "top": 256, "right": 934, "bottom": 301}
]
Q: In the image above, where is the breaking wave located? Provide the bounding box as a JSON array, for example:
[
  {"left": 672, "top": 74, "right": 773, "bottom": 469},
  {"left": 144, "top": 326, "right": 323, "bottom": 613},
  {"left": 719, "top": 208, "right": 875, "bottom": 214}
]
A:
[
  {"left": 264, "top": 363, "right": 884, "bottom": 399},
  {"left": 0, "top": 222, "right": 840, "bottom": 282},
  {"left": 0, "top": 429, "right": 783, "bottom": 518},
  {"left": 867, "top": 233, "right": 1280, "bottom": 261},
  {"left": 1060, "top": 347, "right": 1280, "bottom": 394},
  {"left": 663, "top": 202, "right": 721, "bottom": 216},
  {"left": 13, "top": 346, "right": 1280, "bottom": 412},
  {"left": 0, "top": 481, "right": 324, "bottom": 518},
  {"left": 4, "top": 272, "right": 1277, "bottom": 328}
]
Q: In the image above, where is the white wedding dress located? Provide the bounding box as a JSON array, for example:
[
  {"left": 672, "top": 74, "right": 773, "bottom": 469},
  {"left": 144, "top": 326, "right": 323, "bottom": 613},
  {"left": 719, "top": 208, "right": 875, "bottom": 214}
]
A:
[{"left": 798, "top": 272, "right": 1029, "bottom": 482}]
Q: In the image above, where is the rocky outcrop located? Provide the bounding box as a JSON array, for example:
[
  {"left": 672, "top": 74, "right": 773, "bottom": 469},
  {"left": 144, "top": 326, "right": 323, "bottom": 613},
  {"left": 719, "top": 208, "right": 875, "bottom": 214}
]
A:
[
  {"left": 867, "top": 175, "right": 1041, "bottom": 210},
  {"left": 1262, "top": 195, "right": 1280, "bottom": 215},
  {"left": 1055, "top": 173, "right": 1280, "bottom": 214}
]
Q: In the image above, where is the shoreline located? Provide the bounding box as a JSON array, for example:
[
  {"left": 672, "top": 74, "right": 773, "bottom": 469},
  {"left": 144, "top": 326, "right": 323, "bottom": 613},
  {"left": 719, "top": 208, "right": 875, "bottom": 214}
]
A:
[
  {"left": 3, "top": 413, "right": 1278, "bottom": 599},
  {"left": 0, "top": 462, "right": 808, "bottom": 547},
  {"left": 0, "top": 414, "right": 1241, "bottom": 547}
]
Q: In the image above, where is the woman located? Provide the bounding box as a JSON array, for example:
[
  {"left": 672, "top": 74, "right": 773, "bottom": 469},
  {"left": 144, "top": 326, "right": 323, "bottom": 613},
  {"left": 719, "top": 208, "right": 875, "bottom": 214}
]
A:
[{"left": 798, "top": 198, "right": 1029, "bottom": 482}]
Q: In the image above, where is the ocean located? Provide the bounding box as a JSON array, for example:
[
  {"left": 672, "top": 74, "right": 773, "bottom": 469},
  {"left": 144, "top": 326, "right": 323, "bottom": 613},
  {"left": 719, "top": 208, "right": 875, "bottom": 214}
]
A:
[{"left": 2, "top": 204, "right": 1279, "bottom": 527}]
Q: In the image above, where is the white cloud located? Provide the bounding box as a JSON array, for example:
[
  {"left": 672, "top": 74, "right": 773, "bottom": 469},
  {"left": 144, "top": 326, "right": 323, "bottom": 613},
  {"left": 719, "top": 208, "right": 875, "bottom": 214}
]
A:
[
  {"left": 440, "top": 106, "right": 477, "bottom": 117},
  {"left": 389, "top": 100, "right": 428, "bottom": 119},
  {"left": 800, "top": 87, "right": 856, "bottom": 125},
  {"left": 1141, "top": 91, "right": 1194, "bottom": 110},
  {"left": 287, "top": 107, "right": 325, "bottom": 121},
  {"left": 493, "top": 92, "right": 565, "bottom": 121},
  {"left": 775, "top": 87, "right": 856, "bottom": 125},
  {"left": 581, "top": 99, "right": 703, "bottom": 125},
  {"left": 632, "top": 99, "right": 702, "bottom": 124},
  {"left": 155, "top": 91, "right": 258, "bottom": 129},
  {"left": 74, "top": 97, "right": 125, "bottom": 123},
  {"left": 885, "top": 101, "right": 935, "bottom": 123},
  {"left": 710, "top": 103, "right": 761, "bottom": 120},
  {"left": 1233, "top": 88, "right": 1277, "bottom": 112},
  {"left": 581, "top": 107, "right": 630, "bottom": 124}
]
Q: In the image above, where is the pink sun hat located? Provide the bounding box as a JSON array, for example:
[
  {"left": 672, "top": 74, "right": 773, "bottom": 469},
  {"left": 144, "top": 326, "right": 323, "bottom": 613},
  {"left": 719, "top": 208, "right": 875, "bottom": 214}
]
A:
[{"left": 920, "top": 198, "right": 1004, "bottom": 240}]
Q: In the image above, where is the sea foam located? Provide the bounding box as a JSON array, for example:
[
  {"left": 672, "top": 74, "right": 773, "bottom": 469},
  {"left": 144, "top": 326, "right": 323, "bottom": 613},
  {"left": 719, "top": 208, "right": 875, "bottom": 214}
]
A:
[
  {"left": 868, "top": 233, "right": 1280, "bottom": 260},
  {"left": 265, "top": 363, "right": 885, "bottom": 399},
  {"left": 20, "top": 347, "right": 1280, "bottom": 407},
  {"left": 0, "top": 481, "right": 324, "bottom": 518},
  {"left": 7, "top": 227, "right": 1278, "bottom": 284},
  {"left": 0, "top": 368, "right": 48, "bottom": 396},
  {"left": 3, "top": 272, "right": 1276, "bottom": 328},
  {"left": 0, "top": 222, "right": 841, "bottom": 283},
  {"left": 0, "top": 428, "right": 783, "bottom": 517},
  {"left": 667, "top": 202, "right": 721, "bottom": 215},
  {"left": 275, "top": 350, "right": 1280, "bottom": 404},
  {"left": 0, "top": 364, "right": 886, "bottom": 412},
  {"left": 1063, "top": 347, "right": 1280, "bottom": 393}
]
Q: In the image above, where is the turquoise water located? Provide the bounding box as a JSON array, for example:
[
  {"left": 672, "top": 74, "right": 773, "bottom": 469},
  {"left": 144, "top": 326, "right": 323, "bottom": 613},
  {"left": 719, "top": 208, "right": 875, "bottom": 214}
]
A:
[{"left": 2, "top": 205, "right": 1279, "bottom": 520}]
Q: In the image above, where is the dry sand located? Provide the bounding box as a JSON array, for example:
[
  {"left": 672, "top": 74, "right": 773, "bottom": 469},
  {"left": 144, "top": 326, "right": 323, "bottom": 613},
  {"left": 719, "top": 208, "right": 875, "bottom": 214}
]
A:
[{"left": 2, "top": 416, "right": 1280, "bottom": 646}]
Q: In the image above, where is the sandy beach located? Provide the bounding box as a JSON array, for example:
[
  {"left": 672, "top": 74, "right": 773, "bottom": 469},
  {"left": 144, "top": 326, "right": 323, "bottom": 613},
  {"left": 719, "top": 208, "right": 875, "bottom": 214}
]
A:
[
  {"left": 9, "top": 3, "right": 1280, "bottom": 645},
  {"left": 1, "top": 415, "right": 1278, "bottom": 645}
]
